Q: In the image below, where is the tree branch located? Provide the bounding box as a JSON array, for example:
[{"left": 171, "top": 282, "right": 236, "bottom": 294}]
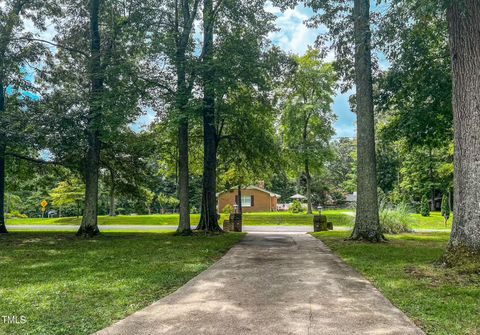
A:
[
  {"left": 6, "top": 152, "right": 64, "bottom": 166},
  {"left": 13, "top": 38, "right": 89, "bottom": 57}
]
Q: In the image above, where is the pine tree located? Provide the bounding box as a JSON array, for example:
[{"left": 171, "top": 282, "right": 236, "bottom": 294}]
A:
[
  {"left": 441, "top": 194, "right": 450, "bottom": 226},
  {"left": 420, "top": 195, "right": 430, "bottom": 217}
]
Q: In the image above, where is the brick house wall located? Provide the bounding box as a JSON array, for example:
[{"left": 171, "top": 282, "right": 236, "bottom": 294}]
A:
[{"left": 218, "top": 188, "right": 278, "bottom": 213}]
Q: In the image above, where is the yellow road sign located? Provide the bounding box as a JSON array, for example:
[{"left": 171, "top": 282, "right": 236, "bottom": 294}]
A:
[{"left": 41, "top": 200, "right": 48, "bottom": 208}]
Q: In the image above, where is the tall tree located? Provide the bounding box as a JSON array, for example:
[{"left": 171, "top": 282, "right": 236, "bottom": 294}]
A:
[
  {"left": 77, "top": 0, "right": 104, "bottom": 237},
  {"left": 446, "top": 0, "right": 480, "bottom": 258},
  {"left": 376, "top": 0, "right": 452, "bottom": 208},
  {"left": 196, "top": 0, "right": 278, "bottom": 232},
  {"left": 0, "top": 0, "right": 57, "bottom": 233},
  {"left": 174, "top": 0, "right": 200, "bottom": 234},
  {"left": 350, "top": 0, "right": 383, "bottom": 241},
  {"left": 280, "top": 49, "right": 337, "bottom": 214},
  {"left": 145, "top": 0, "right": 200, "bottom": 234},
  {"left": 32, "top": 0, "right": 151, "bottom": 236},
  {"left": 197, "top": 0, "right": 220, "bottom": 231}
]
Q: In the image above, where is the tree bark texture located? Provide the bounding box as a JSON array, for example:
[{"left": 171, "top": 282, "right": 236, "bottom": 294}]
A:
[
  {"left": 303, "top": 113, "right": 313, "bottom": 215},
  {"left": 0, "top": 90, "right": 6, "bottom": 234},
  {"left": 447, "top": 0, "right": 480, "bottom": 254},
  {"left": 197, "top": 0, "right": 221, "bottom": 232},
  {"left": 177, "top": 118, "right": 191, "bottom": 234},
  {"left": 0, "top": 2, "right": 25, "bottom": 234},
  {"left": 77, "top": 0, "right": 103, "bottom": 237},
  {"left": 174, "top": 0, "right": 200, "bottom": 235},
  {"left": 237, "top": 184, "right": 242, "bottom": 214},
  {"left": 350, "top": 0, "right": 383, "bottom": 242},
  {"left": 305, "top": 161, "right": 312, "bottom": 215}
]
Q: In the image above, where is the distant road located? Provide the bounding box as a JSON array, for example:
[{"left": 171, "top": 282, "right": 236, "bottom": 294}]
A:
[
  {"left": 6, "top": 225, "right": 320, "bottom": 233},
  {"left": 6, "top": 225, "right": 449, "bottom": 233}
]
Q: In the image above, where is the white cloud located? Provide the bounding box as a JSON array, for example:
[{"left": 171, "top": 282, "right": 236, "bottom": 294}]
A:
[
  {"left": 267, "top": 4, "right": 319, "bottom": 54},
  {"left": 131, "top": 108, "right": 156, "bottom": 133}
]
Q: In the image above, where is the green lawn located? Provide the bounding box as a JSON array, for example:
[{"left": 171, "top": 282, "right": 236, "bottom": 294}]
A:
[
  {"left": 312, "top": 231, "right": 480, "bottom": 335},
  {"left": 5, "top": 210, "right": 451, "bottom": 230},
  {"left": 409, "top": 212, "right": 452, "bottom": 230},
  {"left": 0, "top": 231, "right": 244, "bottom": 335},
  {"left": 5, "top": 210, "right": 354, "bottom": 227}
]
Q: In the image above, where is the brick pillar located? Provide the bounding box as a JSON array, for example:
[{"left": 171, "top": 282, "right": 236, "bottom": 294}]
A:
[
  {"left": 313, "top": 215, "right": 328, "bottom": 232},
  {"left": 230, "top": 213, "right": 243, "bottom": 232}
]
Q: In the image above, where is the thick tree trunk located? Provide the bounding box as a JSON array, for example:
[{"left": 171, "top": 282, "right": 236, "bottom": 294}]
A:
[
  {"left": 174, "top": 53, "right": 189, "bottom": 233},
  {"left": 305, "top": 161, "right": 312, "bottom": 215},
  {"left": 0, "top": 4, "right": 25, "bottom": 235},
  {"left": 237, "top": 184, "right": 242, "bottom": 214},
  {"left": 173, "top": 0, "right": 200, "bottom": 235},
  {"left": 0, "top": 81, "right": 6, "bottom": 233},
  {"left": 77, "top": 0, "right": 103, "bottom": 237},
  {"left": 0, "top": 142, "right": 6, "bottom": 234},
  {"left": 446, "top": 1, "right": 480, "bottom": 257},
  {"left": 197, "top": 0, "right": 221, "bottom": 232},
  {"left": 176, "top": 49, "right": 191, "bottom": 235},
  {"left": 177, "top": 119, "right": 191, "bottom": 234},
  {"left": 350, "top": 0, "right": 383, "bottom": 242}
]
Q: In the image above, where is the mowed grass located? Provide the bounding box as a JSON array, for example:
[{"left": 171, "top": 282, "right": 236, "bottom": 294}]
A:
[
  {"left": 312, "top": 231, "right": 480, "bottom": 335},
  {"left": 6, "top": 210, "right": 354, "bottom": 227},
  {"left": 6, "top": 210, "right": 451, "bottom": 230},
  {"left": 0, "top": 231, "right": 244, "bottom": 335},
  {"left": 409, "top": 212, "right": 452, "bottom": 230}
]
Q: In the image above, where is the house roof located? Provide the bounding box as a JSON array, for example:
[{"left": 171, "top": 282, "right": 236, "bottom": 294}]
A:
[
  {"left": 290, "top": 194, "right": 306, "bottom": 200},
  {"left": 217, "top": 185, "right": 281, "bottom": 198}
]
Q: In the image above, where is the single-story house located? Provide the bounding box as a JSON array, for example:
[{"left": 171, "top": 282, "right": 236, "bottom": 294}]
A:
[{"left": 217, "top": 186, "right": 281, "bottom": 213}]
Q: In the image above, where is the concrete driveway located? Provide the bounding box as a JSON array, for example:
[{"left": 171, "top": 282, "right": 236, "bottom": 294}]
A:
[{"left": 95, "top": 233, "right": 424, "bottom": 335}]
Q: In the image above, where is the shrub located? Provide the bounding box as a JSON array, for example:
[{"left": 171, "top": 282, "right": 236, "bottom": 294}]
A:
[
  {"left": 222, "top": 204, "right": 235, "bottom": 214},
  {"left": 420, "top": 195, "right": 430, "bottom": 217},
  {"left": 379, "top": 203, "right": 412, "bottom": 234},
  {"left": 6, "top": 211, "right": 28, "bottom": 219},
  {"left": 289, "top": 200, "right": 304, "bottom": 213},
  {"left": 441, "top": 194, "right": 450, "bottom": 225}
]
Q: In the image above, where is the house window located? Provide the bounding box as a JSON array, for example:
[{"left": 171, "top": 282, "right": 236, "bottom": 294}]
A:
[{"left": 241, "top": 195, "right": 252, "bottom": 207}]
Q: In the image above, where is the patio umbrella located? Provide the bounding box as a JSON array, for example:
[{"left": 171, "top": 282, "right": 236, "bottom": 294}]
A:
[{"left": 290, "top": 194, "right": 306, "bottom": 201}]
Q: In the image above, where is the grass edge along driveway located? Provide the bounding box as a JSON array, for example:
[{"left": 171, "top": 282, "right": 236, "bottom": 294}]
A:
[
  {"left": 312, "top": 231, "right": 480, "bottom": 335},
  {"left": 0, "top": 231, "right": 245, "bottom": 335}
]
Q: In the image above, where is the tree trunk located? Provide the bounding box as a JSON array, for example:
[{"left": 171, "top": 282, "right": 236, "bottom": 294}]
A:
[
  {"left": 350, "top": 0, "right": 383, "bottom": 242},
  {"left": 173, "top": 0, "right": 200, "bottom": 235},
  {"left": 0, "top": 141, "right": 6, "bottom": 234},
  {"left": 303, "top": 112, "right": 312, "bottom": 215},
  {"left": 428, "top": 147, "right": 436, "bottom": 211},
  {"left": 197, "top": 0, "right": 221, "bottom": 232},
  {"left": 305, "top": 161, "right": 312, "bottom": 215},
  {"left": 177, "top": 120, "right": 190, "bottom": 233},
  {"left": 176, "top": 50, "right": 191, "bottom": 235},
  {"left": 237, "top": 184, "right": 242, "bottom": 214},
  {"left": 0, "top": 4, "right": 25, "bottom": 235},
  {"left": 446, "top": 0, "right": 480, "bottom": 257},
  {"left": 77, "top": 0, "right": 103, "bottom": 237},
  {"left": 108, "top": 170, "right": 116, "bottom": 217}
]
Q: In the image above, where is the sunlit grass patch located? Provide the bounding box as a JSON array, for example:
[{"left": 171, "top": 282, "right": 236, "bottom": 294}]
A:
[
  {"left": 312, "top": 231, "right": 479, "bottom": 335},
  {"left": 0, "top": 231, "right": 244, "bottom": 335}
]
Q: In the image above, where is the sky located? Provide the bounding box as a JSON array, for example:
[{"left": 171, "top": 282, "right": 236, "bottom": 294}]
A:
[
  {"left": 133, "top": 3, "right": 359, "bottom": 136},
  {"left": 266, "top": 3, "right": 357, "bottom": 139},
  {"left": 16, "top": 3, "right": 369, "bottom": 137}
]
